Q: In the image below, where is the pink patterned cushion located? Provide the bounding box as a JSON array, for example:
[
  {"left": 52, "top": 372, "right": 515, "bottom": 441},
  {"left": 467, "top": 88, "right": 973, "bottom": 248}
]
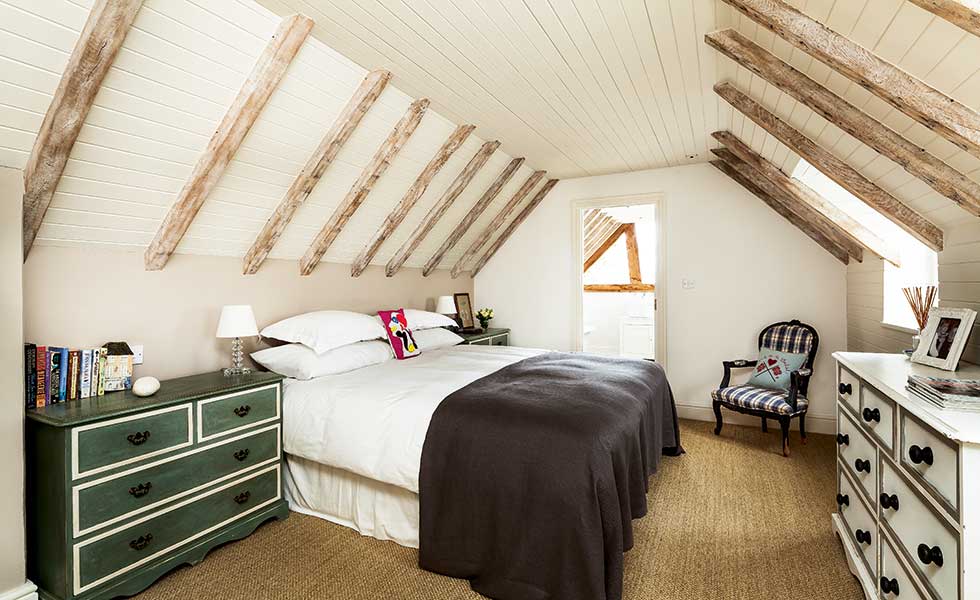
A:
[{"left": 378, "top": 309, "right": 420, "bottom": 360}]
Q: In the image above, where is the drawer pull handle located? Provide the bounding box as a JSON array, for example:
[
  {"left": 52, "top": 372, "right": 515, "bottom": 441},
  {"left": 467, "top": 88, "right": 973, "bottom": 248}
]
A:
[
  {"left": 854, "top": 458, "right": 871, "bottom": 474},
  {"left": 129, "top": 533, "right": 153, "bottom": 551},
  {"left": 835, "top": 433, "right": 849, "bottom": 446},
  {"left": 233, "top": 448, "right": 250, "bottom": 462},
  {"left": 879, "top": 493, "right": 899, "bottom": 511},
  {"left": 917, "top": 543, "right": 943, "bottom": 568},
  {"left": 861, "top": 407, "right": 881, "bottom": 423},
  {"left": 128, "top": 482, "right": 152, "bottom": 498},
  {"left": 835, "top": 493, "right": 849, "bottom": 508},
  {"left": 909, "top": 445, "right": 934, "bottom": 466},
  {"left": 839, "top": 382, "right": 852, "bottom": 395},
  {"left": 879, "top": 576, "right": 900, "bottom": 596},
  {"left": 854, "top": 529, "right": 871, "bottom": 545},
  {"left": 234, "top": 405, "right": 251, "bottom": 418},
  {"left": 126, "top": 431, "right": 151, "bottom": 446},
  {"left": 234, "top": 491, "right": 251, "bottom": 505}
]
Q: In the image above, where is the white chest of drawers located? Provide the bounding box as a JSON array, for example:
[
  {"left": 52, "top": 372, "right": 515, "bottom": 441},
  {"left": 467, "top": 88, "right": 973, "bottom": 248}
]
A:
[{"left": 833, "top": 352, "right": 980, "bottom": 600}]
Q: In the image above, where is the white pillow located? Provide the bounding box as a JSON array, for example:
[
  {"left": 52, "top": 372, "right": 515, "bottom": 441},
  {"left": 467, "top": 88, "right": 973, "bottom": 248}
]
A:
[
  {"left": 376, "top": 309, "right": 457, "bottom": 331},
  {"left": 250, "top": 340, "right": 392, "bottom": 380},
  {"left": 261, "top": 310, "right": 385, "bottom": 354},
  {"left": 414, "top": 327, "right": 465, "bottom": 351}
]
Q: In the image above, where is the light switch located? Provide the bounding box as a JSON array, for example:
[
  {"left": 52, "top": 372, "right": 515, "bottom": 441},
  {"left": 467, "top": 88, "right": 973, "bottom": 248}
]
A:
[{"left": 682, "top": 279, "right": 696, "bottom": 290}]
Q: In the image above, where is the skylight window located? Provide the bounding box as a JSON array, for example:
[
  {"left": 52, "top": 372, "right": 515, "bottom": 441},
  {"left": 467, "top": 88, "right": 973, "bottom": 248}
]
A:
[{"left": 791, "top": 160, "right": 937, "bottom": 331}]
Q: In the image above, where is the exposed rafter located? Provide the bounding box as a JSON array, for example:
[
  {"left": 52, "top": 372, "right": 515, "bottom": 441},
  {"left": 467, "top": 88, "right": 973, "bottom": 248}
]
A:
[
  {"left": 908, "top": 0, "right": 980, "bottom": 37},
  {"left": 471, "top": 178, "right": 559, "bottom": 277},
  {"left": 721, "top": 0, "right": 980, "bottom": 158},
  {"left": 242, "top": 70, "right": 391, "bottom": 274},
  {"left": 714, "top": 82, "right": 944, "bottom": 252},
  {"left": 705, "top": 29, "right": 980, "bottom": 217},
  {"left": 711, "top": 153, "right": 850, "bottom": 264},
  {"left": 450, "top": 170, "right": 545, "bottom": 279},
  {"left": 299, "top": 98, "right": 429, "bottom": 276},
  {"left": 584, "top": 284, "right": 656, "bottom": 293},
  {"left": 145, "top": 14, "right": 314, "bottom": 271},
  {"left": 584, "top": 222, "right": 629, "bottom": 272},
  {"left": 22, "top": 0, "right": 144, "bottom": 260},
  {"left": 625, "top": 224, "right": 641, "bottom": 284},
  {"left": 385, "top": 140, "right": 500, "bottom": 277},
  {"left": 422, "top": 157, "right": 524, "bottom": 276}
]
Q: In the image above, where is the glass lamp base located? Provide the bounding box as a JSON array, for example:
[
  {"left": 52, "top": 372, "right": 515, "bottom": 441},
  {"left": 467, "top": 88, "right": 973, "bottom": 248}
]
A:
[
  {"left": 223, "top": 366, "right": 252, "bottom": 377},
  {"left": 223, "top": 336, "right": 251, "bottom": 377}
]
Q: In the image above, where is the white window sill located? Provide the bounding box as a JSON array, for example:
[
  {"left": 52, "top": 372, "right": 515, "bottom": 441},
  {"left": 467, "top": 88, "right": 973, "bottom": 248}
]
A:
[{"left": 880, "top": 321, "right": 918, "bottom": 335}]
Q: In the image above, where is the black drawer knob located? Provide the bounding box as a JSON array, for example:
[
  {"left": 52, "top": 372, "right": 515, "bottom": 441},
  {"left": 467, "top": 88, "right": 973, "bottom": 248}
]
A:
[
  {"left": 234, "top": 491, "right": 251, "bottom": 505},
  {"left": 129, "top": 533, "right": 153, "bottom": 551},
  {"left": 233, "top": 448, "right": 250, "bottom": 462},
  {"left": 128, "top": 482, "right": 152, "bottom": 498},
  {"left": 836, "top": 493, "right": 849, "bottom": 508},
  {"left": 880, "top": 493, "right": 900, "bottom": 511},
  {"left": 836, "top": 433, "right": 849, "bottom": 446},
  {"left": 855, "top": 529, "right": 871, "bottom": 545},
  {"left": 839, "top": 382, "right": 852, "bottom": 395},
  {"left": 126, "top": 431, "right": 151, "bottom": 446},
  {"left": 854, "top": 458, "right": 871, "bottom": 474},
  {"left": 909, "top": 445, "right": 934, "bottom": 466},
  {"left": 862, "top": 407, "right": 881, "bottom": 423},
  {"left": 880, "top": 576, "right": 900, "bottom": 596},
  {"left": 917, "top": 543, "right": 943, "bottom": 567},
  {"left": 234, "top": 405, "right": 251, "bottom": 418}
]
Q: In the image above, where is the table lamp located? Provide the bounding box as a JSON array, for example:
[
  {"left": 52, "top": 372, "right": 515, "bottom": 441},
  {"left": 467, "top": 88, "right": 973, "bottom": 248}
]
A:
[
  {"left": 216, "top": 305, "right": 258, "bottom": 376},
  {"left": 435, "top": 295, "right": 457, "bottom": 317}
]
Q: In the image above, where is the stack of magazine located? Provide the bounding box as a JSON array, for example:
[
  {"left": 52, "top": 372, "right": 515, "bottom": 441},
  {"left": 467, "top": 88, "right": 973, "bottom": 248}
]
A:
[{"left": 907, "top": 375, "right": 980, "bottom": 411}]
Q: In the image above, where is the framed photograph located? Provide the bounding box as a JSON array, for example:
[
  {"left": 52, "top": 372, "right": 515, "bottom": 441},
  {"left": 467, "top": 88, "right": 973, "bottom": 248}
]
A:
[
  {"left": 912, "top": 307, "right": 977, "bottom": 371},
  {"left": 454, "top": 293, "right": 475, "bottom": 329}
]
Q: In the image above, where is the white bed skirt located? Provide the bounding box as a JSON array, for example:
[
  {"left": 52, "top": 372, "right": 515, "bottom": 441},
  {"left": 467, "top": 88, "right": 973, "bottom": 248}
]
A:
[{"left": 284, "top": 454, "right": 420, "bottom": 548}]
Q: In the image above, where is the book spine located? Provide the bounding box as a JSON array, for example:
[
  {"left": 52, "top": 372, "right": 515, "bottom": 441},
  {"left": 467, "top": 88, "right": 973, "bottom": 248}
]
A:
[
  {"left": 58, "top": 348, "right": 68, "bottom": 402},
  {"left": 80, "top": 349, "right": 92, "bottom": 399},
  {"left": 68, "top": 350, "right": 80, "bottom": 401},
  {"left": 44, "top": 350, "right": 55, "bottom": 406},
  {"left": 97, "top": 347, "right": 107, "bottom": 395},
  {"left": 90, "top": 348, "right": 100, "bottom": 398},
  {"left": 24, "top": 344, "right": 36, "bottom": 409},
  {"left": 35, "top": 345, "right": 47, "bottom": 408}
]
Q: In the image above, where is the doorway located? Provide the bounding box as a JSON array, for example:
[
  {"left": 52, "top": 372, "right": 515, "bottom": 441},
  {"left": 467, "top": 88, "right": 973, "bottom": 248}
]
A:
[{"left": 572, "top": 195, "right": 665, "bottom": 366}]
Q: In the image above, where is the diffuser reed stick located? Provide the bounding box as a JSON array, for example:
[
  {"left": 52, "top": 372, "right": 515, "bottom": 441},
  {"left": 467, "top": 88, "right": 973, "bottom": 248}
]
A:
[{"left": 901, "top": 286, "right": 937, "bottom": 331}]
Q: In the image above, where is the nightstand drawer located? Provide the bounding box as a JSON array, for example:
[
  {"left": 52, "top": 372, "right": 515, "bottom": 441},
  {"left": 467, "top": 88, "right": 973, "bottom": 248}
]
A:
[
  {"left": 490, "top": 334, "right": 508, "bottom": 346},
  {"left": 73, "top": 405, "right": 193, "bottom": 480},
  {"left": 75, "top": 465, "right": 280, "bottom": 594},
  {"left": 74, "top": 425, "right": 280, "bottom": 536},
  {"left": 198, "top": 383, "right": 280, "bottom": 442}
]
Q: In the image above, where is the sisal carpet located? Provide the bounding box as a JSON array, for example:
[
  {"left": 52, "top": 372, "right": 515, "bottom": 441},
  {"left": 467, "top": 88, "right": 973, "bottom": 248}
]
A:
[{"left": 134, "top": 420, "right": 861, "bottom": 600}]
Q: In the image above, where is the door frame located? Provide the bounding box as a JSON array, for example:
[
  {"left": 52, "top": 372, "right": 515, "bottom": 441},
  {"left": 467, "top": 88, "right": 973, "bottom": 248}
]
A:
[{"left": 571, "top": 193, "right": 667, "bottom": 371}]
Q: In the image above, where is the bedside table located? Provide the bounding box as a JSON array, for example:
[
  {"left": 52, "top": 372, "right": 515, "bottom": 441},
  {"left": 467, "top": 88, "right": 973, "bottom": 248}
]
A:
[{"left": 458, "top": 328, "right": 510, "bottom": 346}]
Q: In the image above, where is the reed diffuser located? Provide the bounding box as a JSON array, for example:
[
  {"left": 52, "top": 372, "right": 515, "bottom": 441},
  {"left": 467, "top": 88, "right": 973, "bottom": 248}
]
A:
[{"left": 902, "top": 285, "right": 937, "bottom": 351}]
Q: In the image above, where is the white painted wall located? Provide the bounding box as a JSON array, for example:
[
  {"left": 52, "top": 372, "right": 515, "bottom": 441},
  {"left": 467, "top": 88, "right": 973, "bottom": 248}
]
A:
[{"left": 475, "top": 163, "right": 848, "bottom": 432}]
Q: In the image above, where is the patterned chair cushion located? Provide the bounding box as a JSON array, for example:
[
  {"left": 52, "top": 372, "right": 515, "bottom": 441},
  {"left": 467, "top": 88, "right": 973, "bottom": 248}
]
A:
[
  {"left": 760, "top": 324, "right": 814, "bottom": 356},
  {"left": 711, "top": 385, "right": 808, "bottom": 415}
]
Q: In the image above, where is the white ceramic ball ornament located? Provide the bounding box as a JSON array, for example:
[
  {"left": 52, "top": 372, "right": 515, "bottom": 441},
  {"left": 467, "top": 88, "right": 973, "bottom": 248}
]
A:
[{"left": 132, "top": 376, "right": 160, "bottom": 397}]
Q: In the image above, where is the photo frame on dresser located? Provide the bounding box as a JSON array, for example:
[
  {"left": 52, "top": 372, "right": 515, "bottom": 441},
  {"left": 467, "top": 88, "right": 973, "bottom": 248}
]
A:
[
  {"left": 912, "top": 307, "right": 977, "bottom": 371},
  {"left": 454, "top": 293, "right": 476, "bottom": 330}
]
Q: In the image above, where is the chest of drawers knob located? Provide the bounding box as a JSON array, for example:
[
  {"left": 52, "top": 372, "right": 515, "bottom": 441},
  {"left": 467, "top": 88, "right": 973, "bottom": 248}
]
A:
[
  {"left": 233, "top": 405, "right": 251, "bottom": 418},
  {"left": 836, "top": 433, "right": 849, "bottom": 446},
  {"left": 880, "top": 493, "right": 900, "bottom": 511},
  {"left": 233, "top": 491, "right": 250, "bottom": 505},
  {"left": 836, "top": 493, "right": 849, "bottom": 508},
  {"left": 854, "top": 458, "right": 871, "bottom": 473},
  {"left": 879, "top": 576, "right": 900, "bottom": 596},
  {"left": 855, "top": 529, "right": 872, "bottom": 545},
  {"left": 862, "top": 407, "right": 881, "bottom": 423},
  {"left": 129, "top": 533, "right": 153, "bottom": 551},
  {"left": 839, "top": 382, "right": 852, "bottom": 395},
  {"left": 126, "top": 431, "right": 151, "bottom": 446},
  {"left": 233, "top": 448, "right": 249, "bottom": 462},
  {"left": 917, "top": 543, "right": 944, "bottom": 567},
  {"left": 128, "top": 482, "right": 152, "bottom": 498},
  {"left": 908, "top": 444, "right": 934, "bottom": 466}
]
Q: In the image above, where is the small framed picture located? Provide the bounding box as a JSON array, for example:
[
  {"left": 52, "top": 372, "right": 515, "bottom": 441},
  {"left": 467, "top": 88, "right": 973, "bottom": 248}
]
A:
[
  {"left": 912, "top": 307, "right": 977, "bottom": 371},
  {"left": 454, "top": 293, "right": 475, "bottom": 329}
]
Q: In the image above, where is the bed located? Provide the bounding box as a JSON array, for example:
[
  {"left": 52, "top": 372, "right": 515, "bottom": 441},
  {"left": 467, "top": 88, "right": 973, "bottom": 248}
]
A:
[{"left": 281, "top": 343, "right": 680, "bottom": 600}]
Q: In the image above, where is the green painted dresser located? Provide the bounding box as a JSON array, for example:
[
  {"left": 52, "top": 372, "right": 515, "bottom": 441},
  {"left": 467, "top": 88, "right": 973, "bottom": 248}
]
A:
[{"left": 25, "top": 371, "right": 289, "bottom": 600}]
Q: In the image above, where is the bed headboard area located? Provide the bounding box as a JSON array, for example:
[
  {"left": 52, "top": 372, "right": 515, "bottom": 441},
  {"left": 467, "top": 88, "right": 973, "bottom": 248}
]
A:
[{"left": 23, "top": 245, "right": 470, "bottom": 381}]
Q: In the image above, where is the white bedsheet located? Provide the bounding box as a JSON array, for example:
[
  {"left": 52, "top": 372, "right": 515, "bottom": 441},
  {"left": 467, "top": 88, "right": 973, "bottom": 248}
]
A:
[{"left": 282, "top": 344, "right": 544, "bottom": 493}]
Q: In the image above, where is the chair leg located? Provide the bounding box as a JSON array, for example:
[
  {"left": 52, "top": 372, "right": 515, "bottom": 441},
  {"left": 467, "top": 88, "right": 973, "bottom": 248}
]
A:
[
  {"left": 779, "top": 417, "right": 791, "bottom": 457},
  {"left": 713, "top": 400, "right": 723, "bottom": 436},
  {"left": 761, "top": 417, "right": 768, "bottom": 433},
  {"left": 799, "top": 413, "right": 807, "bottom": 445}
]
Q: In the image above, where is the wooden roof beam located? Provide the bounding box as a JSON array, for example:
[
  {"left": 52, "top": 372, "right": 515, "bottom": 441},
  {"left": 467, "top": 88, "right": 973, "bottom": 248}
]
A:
[
  {"left": 385, "top": 140, "right": 500, "bottom": 277},
  {"left": 471, "top": 178, "right": 559, "bottom": 277},
  {"left": 145, "top": 14, "right": 314, "bottom": 270},
  {"left": 705, "top": 29, "right": 980, "bottom": 217},
  {"left": 422, "top": 157, "right": 524, "bottom": 276},
  {"left": 584, "top": 222, "right": 629, "bottom": 272},
  {"left": 23, "top": 0, "right": 144, "bottom": 260},
  {"left": 299, "top": 98, "right": 429, "bottom": 276},
  {"left": 450, "top": 170, "right": 545, "bottom": 278},
  {"left": 721, "top": 0, "right": 980, "bottom": 158},
  {"left": 711, "top": 152, "right": 849, "bottom": 264},
  {"left": 908, "top": 1, "right": 980, "bottom": 37},
  {"left": 714, "top": 82, "right": 944, "bottom": 252}
]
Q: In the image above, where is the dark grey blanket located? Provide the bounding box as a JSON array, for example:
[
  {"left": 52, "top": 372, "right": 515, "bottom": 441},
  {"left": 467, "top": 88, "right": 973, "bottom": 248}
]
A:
[{"left": 418, "top": 352, "right": 682, "bottom": 600}]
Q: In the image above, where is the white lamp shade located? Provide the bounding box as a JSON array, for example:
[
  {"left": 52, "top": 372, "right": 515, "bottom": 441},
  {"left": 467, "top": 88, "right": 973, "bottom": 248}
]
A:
[
  {"left": 435, "top": 295, "right": 457, "bottom": 315},
  {"left": 216, "top": 305, "right": 259, "bottom": 338}
]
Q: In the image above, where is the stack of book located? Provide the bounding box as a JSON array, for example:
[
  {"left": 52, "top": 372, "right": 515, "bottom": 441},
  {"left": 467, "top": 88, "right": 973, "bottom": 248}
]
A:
[
  {"left": 24, "top": 345, "right": 108, "bottom": 409},
  {"left": 907, "top": 375, "right": 980, "bottom": 411}
]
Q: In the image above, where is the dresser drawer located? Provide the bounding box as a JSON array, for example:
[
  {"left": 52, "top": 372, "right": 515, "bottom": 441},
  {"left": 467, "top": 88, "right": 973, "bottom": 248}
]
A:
[
  {"left": 72, "top": 405, "right": 193, "bottom": 479},
  {"left": 74, "top": 425, "right": 280, "bottom": 536},
  {"left": 837, "top": 408, "right": 877, "bottom": 506},
  {"left": 74, "top": 464, "right": 280, "bottom": 594},
  {"left": 880, "top": 458, "right": 958, "bottom": 600},
  {"left": 880, "top": 532, "right": 929, "bottom": 600},
  {"left": 197, "top": 383, "right": 280, "bottom": 442},
  {"left": 901, "top": 412, "right": 959, "bottom": 517},
  {"left": 838, "top": 365, "right": 860, "bottom": 415},
  {"left": 837, "top": 466, "right": 877, "bottom": 580},
  {"left": 859, "top": 384, "right": 895, "bottom": 452}
]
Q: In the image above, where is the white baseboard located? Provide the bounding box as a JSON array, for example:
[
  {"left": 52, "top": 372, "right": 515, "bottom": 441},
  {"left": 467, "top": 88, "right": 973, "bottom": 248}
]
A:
[
  {"left": 0, "top": 581, "right": 37, "bottom": 600},
  {"left": 676, "top": 403, "right": 836, "bottom": 435}
]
